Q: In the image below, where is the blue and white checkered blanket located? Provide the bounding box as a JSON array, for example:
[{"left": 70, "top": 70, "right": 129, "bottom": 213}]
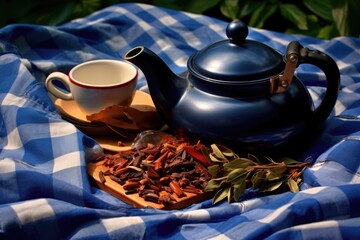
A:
[{"left": 1, "top": 3, "right": 360, "bottom": 239}]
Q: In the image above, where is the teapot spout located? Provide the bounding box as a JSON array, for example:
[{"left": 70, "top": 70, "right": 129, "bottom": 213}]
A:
[{"left": 125, "top": 46, "right": 188, "bottom": 122}]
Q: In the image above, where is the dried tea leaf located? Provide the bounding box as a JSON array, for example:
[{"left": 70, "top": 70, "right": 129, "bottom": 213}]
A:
[
  {"left": 288, "top": 178, "right": 300, "bottom": 192},
  {"left": 127, "top": 166, "right": 143, "bottom": 172},
  {"left": 212, "top": 185, "right": 231, "bottom": 205},
  {"left": 87, "top": 105, "right": 164, "bottom": 131}
]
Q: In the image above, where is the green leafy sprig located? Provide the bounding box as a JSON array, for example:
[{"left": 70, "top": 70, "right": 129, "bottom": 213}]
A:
[{"left": 204, "top": 144, "right": 311, "bottom": 205}]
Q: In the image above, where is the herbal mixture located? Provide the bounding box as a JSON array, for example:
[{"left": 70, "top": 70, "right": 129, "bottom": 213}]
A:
[{"left": 95, "top": 134, "right": 310, "bottom": 206}]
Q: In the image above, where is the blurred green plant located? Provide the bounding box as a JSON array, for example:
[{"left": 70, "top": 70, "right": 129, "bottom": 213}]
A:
[
  {"left": 0, "top": 0, "right": 358, "bottom": 39},
  {"left": 218, "top": 0, "right": 360, "bottom": 39}
]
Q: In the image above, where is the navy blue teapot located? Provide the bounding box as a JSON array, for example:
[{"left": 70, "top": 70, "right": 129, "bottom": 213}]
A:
[{"left": 125, "top": 20, "right": 340, "bottom": 151}]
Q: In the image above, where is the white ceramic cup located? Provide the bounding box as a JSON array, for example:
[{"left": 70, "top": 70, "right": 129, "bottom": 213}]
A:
[{"left": 46, "top": 59, "right": 138, "bottom": 115}]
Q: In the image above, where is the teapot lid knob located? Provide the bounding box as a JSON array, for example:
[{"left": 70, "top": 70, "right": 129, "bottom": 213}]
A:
[{"left": 226, "top": 20, "right": 248, "bottom": 45}]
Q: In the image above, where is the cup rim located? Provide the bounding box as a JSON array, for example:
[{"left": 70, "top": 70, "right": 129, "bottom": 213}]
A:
[{"left": 69, "top": 59, "right": 137, "bottom": 89}]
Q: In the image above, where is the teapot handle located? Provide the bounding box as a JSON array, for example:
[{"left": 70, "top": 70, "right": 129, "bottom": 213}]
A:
[{"left": 286, "top": 41, "right": 340, "bottom": 126}]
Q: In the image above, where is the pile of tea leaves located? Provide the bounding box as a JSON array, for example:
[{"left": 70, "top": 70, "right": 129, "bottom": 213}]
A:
[{"left": 203, "top": 144, "right": 311, "bottom": 205}]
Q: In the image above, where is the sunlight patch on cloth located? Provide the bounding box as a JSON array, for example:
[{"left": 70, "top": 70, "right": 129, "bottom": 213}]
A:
[
  {"left": 208, "top": 234, "right": 232, "bottom": 240},
  {"left": 105, "top": 35, "right": 128, "bottom": 52},
  {"left": 138, "top": 21, "right": 152, "bottom": 31},
  {"left": 334, "top": 100, "right": 347, "bottom": 116},
  {"left": 299, "top": 220, "right": 341, "bottom": 239},
  {"left": 208, "top": 23, "right": 226, "bottom": 36},
  {"left": 11, "top": 199, "right": 55, "bottom": 225},
  {"left": 301, "top": 186, "right": 327, "bottom": 195},
  {"left": 236, "top": 193, "right": 286, "bottom": 213},
  {"left": 308, "top": 161, "right": 326, "bottom": 172},
  {"left": 159, "top": 15, "right": 177, "bottom": 26},
  {"left": 258, "top": 202, "right": 294, "bottom": 223},
  {"left": 0, "top": 158, "right": 16, "bottom": 173},
  {"left": 173, "top": 209, "right": 210, "bottom": 221},
  {"left": 182, "top": 31, "right": 202, "bottom": 48},
  {"left": 53, "top": 151, "right": 81, "bottom": 172},
  {"left": 2, "top": 93, "right": 27, "bottom": 107},
  {"left": 101, "top": 216, "right": 145, "bottom": 235},
  {"left": 49, "top": 122, "right": 77, "bottom": 137},
  {"left": 4, "top": 128, "right": 22, "bottom": 150}
]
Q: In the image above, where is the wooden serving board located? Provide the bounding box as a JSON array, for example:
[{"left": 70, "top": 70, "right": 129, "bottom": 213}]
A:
[{"left": 87, "top": 160, "right": 213, "bottom": 210}]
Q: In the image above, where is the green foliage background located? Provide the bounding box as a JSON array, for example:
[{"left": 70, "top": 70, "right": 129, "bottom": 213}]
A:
[{"left": 0, "top": 0, "right": 359, "bottom": 39}]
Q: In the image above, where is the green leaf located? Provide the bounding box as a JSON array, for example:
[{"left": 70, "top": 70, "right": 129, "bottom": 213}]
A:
[
  {"left": 183, "top": 0, "right": 222, "bottom": 13},
  {"left": 233, "top": 181, "right": 246, "bottom": 202},
  {"left": 226, "top": 168, "right": 247, "bottom": 183},
  {"left": 280, "top": 4, "right": 308, "bottom": 30},
  {"left": 0, "top": 0, "right": 33, "bottom": 26},
  {"left": 220, "top": 0, "right": 240, "bottom": 21},
  {"left": 227, "top": 184, "right": 233, "bottom": 202},
  {"left": 211, "top": 144, "right": 227, "bottom": 160},
  {"left": 212, "top": 185, "right": 231, "bottom": 205},
  {"left": 265, "top": 170, "right": 285, "bottom": 181},
  {"left": 209, "top": 154, "right": 228, "bottom": 163},
  {"left": 204, "top": 177, "right": 227, "bottom": 192},
  {"left": 220, "top": 0, "right": 264, "bottom": 20},
  {"left": 288, "top": 178, "right": 300, "bottom": 192},
  {"left": 317, "top": 24, "right": 338, "bottom": 39},
  {"left": 277, "top": 157, "right": 300, "bottom": 165},
  {"left": 79, "top": 0, "right": 101, "bottom": 14},
  {"left": 238, "top": 1, "right": 265, "bottom": 19},
  {"left": 331, "top": 0, "right": 360, "bottom": 37},
  {"left": 30, "top": 1, "right": 76, "bottom": 26},
  {"left": 303, "top": 0, "right": 333, "bottom": 21},
  {"left": 216, "top": 144, "right": 237, "bottom": 158},
  {"left": 208, "top": 164, "right": 221, "bottom": 177},
  {"left": 296, "top": 177, "right": 302, "bottom": 184},
  {"left": 231, "top": 171, "right": 250, "bottom": 185},
  {"left": 259, "top": 179, "right": 286, "bottom": 192},
  {"left": 223, "top": 158, "right": 255, "bottom": 171},
  {"left": 270, "top": 166, "right": 287, "bottom": 175},
  {"left": 201, "top": 145, "right": 213, "bottom": 164},
  {"left": 249, "top": 3, "right": 277, "bottom": 28},
  {"left": 264, "top": 166, "right": 287, "bottom": 181},
  {"left": 251, "top": 170, "right": 266, "bottom": 189},
  {"left": 284, "top": 14, "right": 324, "bottom": 38}
]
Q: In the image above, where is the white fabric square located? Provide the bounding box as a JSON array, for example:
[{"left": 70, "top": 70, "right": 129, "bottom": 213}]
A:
[
  {"left": 101, "top": 216, "right": 145, "bottom": 234},
  {"left": 52, "top": 151, "right": 81, "bottom": 173},
  {"left": 11, "top": 199, "right": 55, "bottom": 225},
  {"left": 49, "top": 122, "right": 77, "bottom": 138},
  {"left": 0, "top": 158, "right": 16, "bottom": 173}
]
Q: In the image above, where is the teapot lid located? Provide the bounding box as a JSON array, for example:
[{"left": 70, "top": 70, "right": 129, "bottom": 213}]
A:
[{"left": 188, "top": 20, "right": 284, "bottom": 82}]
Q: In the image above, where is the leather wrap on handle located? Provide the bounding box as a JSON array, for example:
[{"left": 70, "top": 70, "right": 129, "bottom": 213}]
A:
[{"left": 288, "top": 41, "right": 340, "bottom": 126}]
